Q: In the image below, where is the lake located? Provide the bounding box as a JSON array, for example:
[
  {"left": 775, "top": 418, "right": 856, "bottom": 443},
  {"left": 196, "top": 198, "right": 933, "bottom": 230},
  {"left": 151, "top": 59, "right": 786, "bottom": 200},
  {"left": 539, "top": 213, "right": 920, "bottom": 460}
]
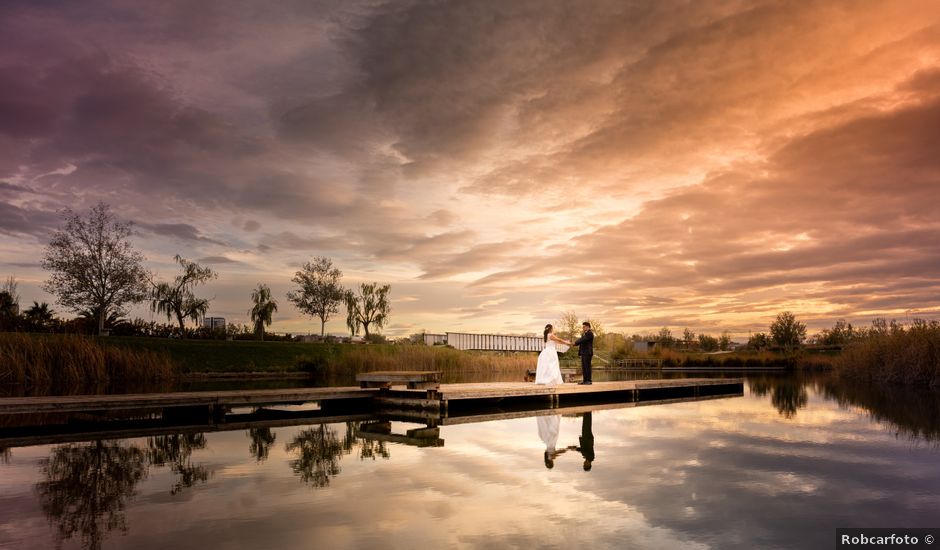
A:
[{"left": 1, "top": 374, "right": 938, "bottom": 549}]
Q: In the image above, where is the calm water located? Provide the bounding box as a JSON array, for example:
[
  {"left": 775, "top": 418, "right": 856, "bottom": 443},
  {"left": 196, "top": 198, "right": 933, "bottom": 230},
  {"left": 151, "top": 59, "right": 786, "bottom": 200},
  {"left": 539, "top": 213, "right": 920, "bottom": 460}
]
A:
[{"left": 1, "top": 375, "right": 938, "bottom": 549}]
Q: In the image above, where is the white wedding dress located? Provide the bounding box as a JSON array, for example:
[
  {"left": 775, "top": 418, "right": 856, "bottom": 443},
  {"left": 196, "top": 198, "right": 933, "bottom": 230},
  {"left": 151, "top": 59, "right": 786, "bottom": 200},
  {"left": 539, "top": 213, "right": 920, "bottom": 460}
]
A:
[{"left": 535, "top": 337, "right": 566, "bottom": 385}]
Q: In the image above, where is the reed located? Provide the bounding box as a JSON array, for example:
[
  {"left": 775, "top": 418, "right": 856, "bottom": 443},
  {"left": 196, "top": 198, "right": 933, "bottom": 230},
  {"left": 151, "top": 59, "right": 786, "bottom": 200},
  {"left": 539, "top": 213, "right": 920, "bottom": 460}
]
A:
[
  {"left": 328, "top": 345, "right": 534, "bottom": 379},
  {"left": 836, "top": 322, "right": 940, "bottom": 387},
  {"left": 0, "top": 333, "right": 177, "bottom": 389}
]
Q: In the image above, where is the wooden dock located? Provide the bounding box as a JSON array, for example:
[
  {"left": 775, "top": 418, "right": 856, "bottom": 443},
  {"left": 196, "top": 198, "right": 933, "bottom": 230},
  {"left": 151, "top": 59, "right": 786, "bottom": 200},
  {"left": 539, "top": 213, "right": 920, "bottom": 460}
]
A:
[
  {"left": 0, "top": 378, "right": 742, "bottom": 416},
  {"left": 0, "top": 388, "right": 744, "bottom": 450},
  {"left": 0, "top": 377, "right": 743, "bottom": 431}
]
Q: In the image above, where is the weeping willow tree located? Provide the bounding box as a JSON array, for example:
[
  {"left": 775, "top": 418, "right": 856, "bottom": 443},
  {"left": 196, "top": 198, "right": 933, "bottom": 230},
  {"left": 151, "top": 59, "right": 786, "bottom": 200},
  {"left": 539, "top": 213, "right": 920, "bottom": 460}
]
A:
[
  {"left": 249, "top": 283, "right": 278, "bottom": 341},
  {"left": 150, "top": 256, "right": 216, "bottom": 336}
]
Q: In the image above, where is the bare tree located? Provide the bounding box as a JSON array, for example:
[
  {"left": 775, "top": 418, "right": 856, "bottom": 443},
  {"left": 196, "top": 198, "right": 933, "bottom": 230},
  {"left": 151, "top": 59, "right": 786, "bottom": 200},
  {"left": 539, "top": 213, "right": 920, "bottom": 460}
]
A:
[
  {"left": 287, "top": 257, "right": 344, "bottom": 337},
  {"left": 345, "top": 282, "right": 391, "bottom": 339},
  {"left": 249, "top": 283, "right": 278, "bottom": 341},
  {"left": 41, "top": 203, "right": 149, "bottom": 335},
  {"left": 150, "top": 255, "right": 217, "bottom": 335},
  {"left": 556, "top": 310, "right": 580, "bottom": 342}
]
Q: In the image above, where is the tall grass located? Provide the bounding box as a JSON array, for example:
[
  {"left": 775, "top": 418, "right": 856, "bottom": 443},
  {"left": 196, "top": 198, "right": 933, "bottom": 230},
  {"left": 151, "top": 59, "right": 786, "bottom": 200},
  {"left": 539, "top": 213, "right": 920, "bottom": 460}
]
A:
[
  {"left": 0, "top": 333, "right": 177, "bottom": 390},
  {"left": 316, "top": 345, "right": 535, "bottom": 381},
  {"left": 836, "top": 321, "right": 940, "bottom": 387}
]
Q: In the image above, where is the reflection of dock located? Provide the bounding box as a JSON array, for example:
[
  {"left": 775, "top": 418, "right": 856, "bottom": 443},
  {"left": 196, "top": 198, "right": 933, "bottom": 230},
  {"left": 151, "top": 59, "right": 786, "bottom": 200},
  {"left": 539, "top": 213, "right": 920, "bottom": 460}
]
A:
[
  {"left": 0, "top": 383, "right": 744, "bottom": 449},
  {"left": 0, "top": 386, "right": 377, "bottom": 415}
]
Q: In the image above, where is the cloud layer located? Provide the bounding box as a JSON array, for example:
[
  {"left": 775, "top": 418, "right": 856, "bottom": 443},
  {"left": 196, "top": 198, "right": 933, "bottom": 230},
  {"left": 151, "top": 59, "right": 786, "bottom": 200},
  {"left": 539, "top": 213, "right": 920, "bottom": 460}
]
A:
[{"left": 2, "top": 0, "right": 940, "bottom": 335}]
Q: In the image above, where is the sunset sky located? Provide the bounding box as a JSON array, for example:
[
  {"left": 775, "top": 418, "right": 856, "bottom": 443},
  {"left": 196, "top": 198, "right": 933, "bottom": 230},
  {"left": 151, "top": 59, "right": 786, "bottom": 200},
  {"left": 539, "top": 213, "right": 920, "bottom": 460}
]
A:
[{"left": 2, "top": 0, "right": 940, "bottom": 338}]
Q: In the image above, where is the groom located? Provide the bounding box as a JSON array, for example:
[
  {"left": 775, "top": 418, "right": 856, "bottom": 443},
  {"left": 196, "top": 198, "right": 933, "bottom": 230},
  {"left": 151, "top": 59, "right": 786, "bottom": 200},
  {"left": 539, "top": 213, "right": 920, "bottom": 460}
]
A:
[{"left": 573, "top": 321, "right": 594, "bottom": 385}]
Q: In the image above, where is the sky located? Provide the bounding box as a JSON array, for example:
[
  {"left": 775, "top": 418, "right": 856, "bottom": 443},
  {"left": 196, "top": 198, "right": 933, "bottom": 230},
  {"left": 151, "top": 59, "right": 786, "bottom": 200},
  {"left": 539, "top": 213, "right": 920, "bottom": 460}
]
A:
[{"left": 2, "top": 0, "right": 940, "bottom": 338}]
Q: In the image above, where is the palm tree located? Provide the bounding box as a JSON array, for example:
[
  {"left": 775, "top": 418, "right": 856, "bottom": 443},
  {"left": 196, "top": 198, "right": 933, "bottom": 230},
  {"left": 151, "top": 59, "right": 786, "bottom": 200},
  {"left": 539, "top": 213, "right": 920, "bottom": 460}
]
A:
[
  {"left": 249, "top": 283, "right": 278, "bottom": 341},
  {"left": 24, "top": 302, "right": 55, "bottom": 331},
  {"left": 0, "top": 291, "right": 19, "bottom": 332}
]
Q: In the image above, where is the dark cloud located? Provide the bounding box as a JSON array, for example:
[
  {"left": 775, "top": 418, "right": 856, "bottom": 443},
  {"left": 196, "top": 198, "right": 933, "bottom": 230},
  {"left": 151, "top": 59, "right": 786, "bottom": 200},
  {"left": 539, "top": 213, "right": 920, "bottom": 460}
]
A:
[
  {"left": 138, "top": 222, "right": 226, "bottom": 246},
  {"left": 196, "top": 256, "right": 241, "bottom": 264},
  {"left": 2, "top": 0, "right": 940, "bottom": 333},
  {"left": 0, "top": 202, "right": 60, "bottom": 238}
]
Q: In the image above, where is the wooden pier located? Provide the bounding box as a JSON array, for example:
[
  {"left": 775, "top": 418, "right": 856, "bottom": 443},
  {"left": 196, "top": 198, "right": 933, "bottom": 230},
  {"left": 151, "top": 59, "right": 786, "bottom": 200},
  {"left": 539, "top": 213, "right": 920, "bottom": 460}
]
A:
[
  {"left": 0, "top": 377, "right": 743, "bottom": 418},
  {"left": 0, "top": 383, "right": 744, "bottom": 450}
]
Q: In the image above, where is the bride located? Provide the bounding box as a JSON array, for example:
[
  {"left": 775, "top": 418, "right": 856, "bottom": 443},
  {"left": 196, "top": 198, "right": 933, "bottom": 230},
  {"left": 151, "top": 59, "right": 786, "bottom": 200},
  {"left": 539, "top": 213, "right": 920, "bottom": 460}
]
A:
[{"left": 535, "top": 324, "right": 572, "bottom": 385}]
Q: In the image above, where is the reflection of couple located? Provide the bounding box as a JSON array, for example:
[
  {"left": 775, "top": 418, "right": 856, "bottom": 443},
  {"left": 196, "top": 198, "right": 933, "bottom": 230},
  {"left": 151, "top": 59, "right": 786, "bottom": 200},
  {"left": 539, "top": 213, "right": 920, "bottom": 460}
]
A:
[
  {"left": 537, "top": 413, "right": 595, "bottom": 471},
  {"left": 535, "top": 322, "right": 594, "bottom": 385}
]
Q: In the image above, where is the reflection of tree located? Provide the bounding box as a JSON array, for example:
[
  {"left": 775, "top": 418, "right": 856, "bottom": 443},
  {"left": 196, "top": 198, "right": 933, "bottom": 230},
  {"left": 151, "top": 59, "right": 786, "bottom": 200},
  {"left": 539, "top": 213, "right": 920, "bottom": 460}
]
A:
[
  {"left": 247, "top": 427, "right": 276, "bottom": 462},
  {"left": 286, "top": 425, "right": 345, "bottom": 487},
  {"left": 35, "top": 441, "right": 148, "bottom": 550},
  {"left": 749, "top": 376, "right": 809, "bottom": 419},
  {"left": 821, "top": 379, "right": 940, "bottom": 443},
  {"left": 771, "top": 382, "right": 808, "bottom": 419},
  {"left": 147, "top": 434, "right": 211, "bottom": 495},
  {"left": 1, "top": 447, "right": 10, "bottom": 464},
  {"left": 344, "top": 422, "right": 390, "bottom": 460},
  {"left": 286, "top": 422, "right": 393, "bottom": 487}
]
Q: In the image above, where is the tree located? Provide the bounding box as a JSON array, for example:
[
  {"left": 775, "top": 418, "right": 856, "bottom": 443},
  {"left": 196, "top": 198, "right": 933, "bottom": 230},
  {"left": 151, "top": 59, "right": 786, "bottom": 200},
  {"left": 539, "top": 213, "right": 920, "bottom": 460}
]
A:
[
  {"left": 150, "top": 255, "right": 216, "bottom": 335},
  {"left": 770, "top": 311, "right": 806, "bottom": 352},
  {"left": 657, "top": 327, "right": 675, "bottom": 348},
  {"left": 41, "top": 203, "right": 149, "bottom": 335},
  {"left": 719, "top": 330, "right": 733, "bottom": 351},
  {"left": 286, "top": 257, "right": 344, "bottom": 337},
  {"left": 698, "top": 333, "right": 719, "bottom": 352},
  {"left": 344, "top": 282, "right": 391, "bottom": 339},
  {"left": 556, "top": 310, "right": 580, "bottom": 342},
  {"left": 23, "top": 301, "right": 56, "bottom": 332},
  {"left": 0, "top": 277, "right": 19, "bottom": 331},
  {"left": 249, "top": 283, "right": 278, "bottom": 341},
  {"left": 682, "top": 328, "right": 695, "bottom": 345},
  {"left": 747, "top": 332, "right": 769, "bottom": 350}
]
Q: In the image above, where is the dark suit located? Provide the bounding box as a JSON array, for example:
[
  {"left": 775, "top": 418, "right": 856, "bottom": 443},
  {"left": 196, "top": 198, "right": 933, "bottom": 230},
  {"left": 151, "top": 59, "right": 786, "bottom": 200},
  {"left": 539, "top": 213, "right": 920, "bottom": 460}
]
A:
[{"left": 574, "top": 329, "right": 594, "bottom": 382}]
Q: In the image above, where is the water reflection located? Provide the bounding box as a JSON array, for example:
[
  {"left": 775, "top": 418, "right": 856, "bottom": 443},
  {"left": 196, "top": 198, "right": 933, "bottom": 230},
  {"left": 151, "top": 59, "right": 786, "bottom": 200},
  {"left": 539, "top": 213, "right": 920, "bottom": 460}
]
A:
[
  {"left": 147, "top": 434, "right": 212, "bottom": 495},
  {"left": 247, "top": 427, "right": 276, "bottom": 462},
  {"left": 574, "top": 412, "right": 595, "bottom": 471},
  {"left": 748, "top": 376, "right": 809, "bottom": 419},
  {"left": 537, "top": 415, "right": 563, "bottom": 468},
  {"left": 284, "top": 422, "right": 392, "bottom": 487},
  {"left": 36, "top": 441, "right": 148, "bottom": 550},
  {"left": 819, "top": 379, "right": 940, "bottom": 444},
  {"left": 3, "top": 377, "right": 939, "bottom": 550}
]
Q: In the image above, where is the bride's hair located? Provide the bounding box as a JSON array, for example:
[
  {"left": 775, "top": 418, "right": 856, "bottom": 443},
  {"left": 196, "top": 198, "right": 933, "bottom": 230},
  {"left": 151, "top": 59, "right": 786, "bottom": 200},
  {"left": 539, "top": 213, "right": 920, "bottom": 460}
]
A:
[{"left": 543, "top": 324, "right": 552, "bottom": 342}]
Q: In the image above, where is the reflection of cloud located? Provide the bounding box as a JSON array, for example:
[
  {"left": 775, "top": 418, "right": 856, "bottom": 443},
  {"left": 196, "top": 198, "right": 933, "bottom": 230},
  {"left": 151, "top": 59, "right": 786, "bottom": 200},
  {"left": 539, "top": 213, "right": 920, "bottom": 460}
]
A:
[{"left": 3, "top": 386, "right": 940, "bottom": 549}]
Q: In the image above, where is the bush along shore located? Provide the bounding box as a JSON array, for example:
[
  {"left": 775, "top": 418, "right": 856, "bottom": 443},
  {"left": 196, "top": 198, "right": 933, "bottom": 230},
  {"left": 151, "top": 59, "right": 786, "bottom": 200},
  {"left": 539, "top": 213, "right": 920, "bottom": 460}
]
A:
[{"left": 835, "top": 320, "right": 940, "bottom": 388}]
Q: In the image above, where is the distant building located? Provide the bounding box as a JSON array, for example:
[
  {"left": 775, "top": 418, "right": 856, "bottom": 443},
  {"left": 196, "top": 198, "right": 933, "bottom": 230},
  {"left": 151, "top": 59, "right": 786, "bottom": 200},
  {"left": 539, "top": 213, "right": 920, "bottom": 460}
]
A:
[
  {"left": 202, "top": 317, "right": 225, "bottom": 330},
  {"left": 446, "top": 332, "right": 543, "bottom": 352},
  {"left": 422, "top": 333, "right": 447, "bottom": 346},
  {"left": 631, "top": 340, "right": 658, "bottom": 354}
]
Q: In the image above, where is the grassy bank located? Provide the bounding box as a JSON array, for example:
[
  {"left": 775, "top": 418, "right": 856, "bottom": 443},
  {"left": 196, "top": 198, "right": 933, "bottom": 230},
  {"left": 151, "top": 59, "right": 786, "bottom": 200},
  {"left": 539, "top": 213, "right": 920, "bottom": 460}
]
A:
[
  {"left": 0, "top": 333, "right": 176, "bottom": 389},
  {"left": 1, "top": 334, "right": 536, "bottom": 388},
  {"left": 103, "top": 336, "right": 535, "bottom": 376},
  {"left": 630, "top": 348, "right": 837, "bottom": 370}
]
